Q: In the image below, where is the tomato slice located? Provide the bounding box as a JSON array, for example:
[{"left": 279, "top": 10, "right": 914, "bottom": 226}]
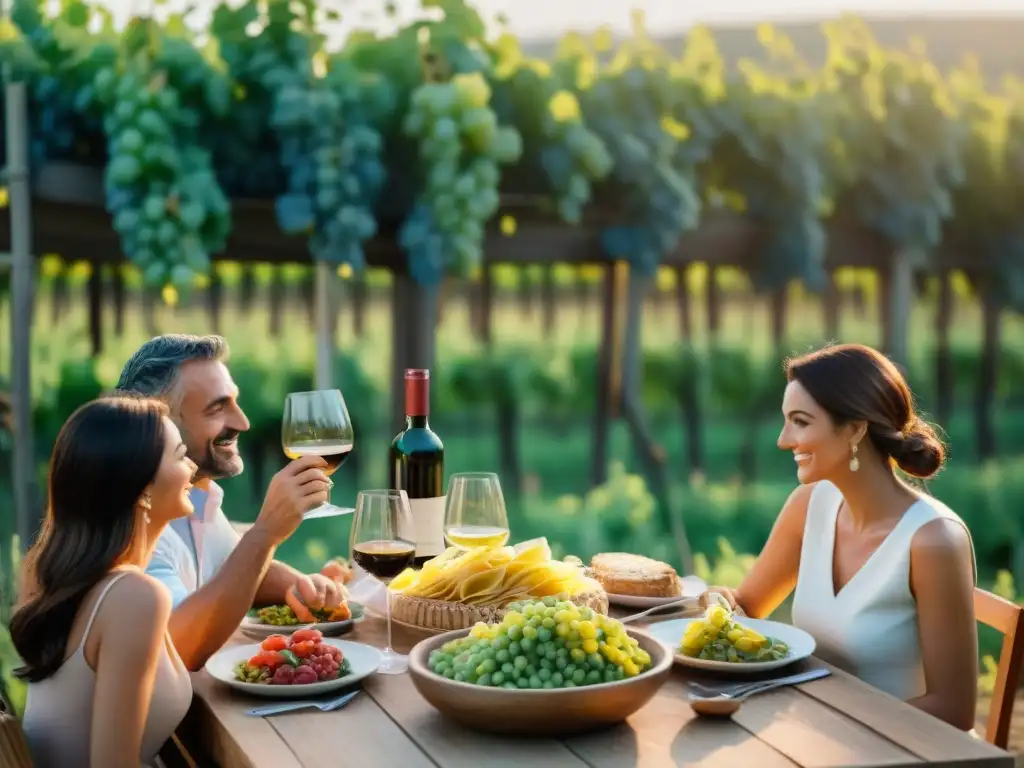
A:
[
  {"left": 290, "top": 628, "right": 324, "bottom": 644},
  {"left": 261, "top": 634, "right": 288, "bottom": 652},
  {"left": 291, "top": 640, "right": 316, "bottom": 658},
  {"left": 247, "top": 650, "right": 285, "bottom": 669}
]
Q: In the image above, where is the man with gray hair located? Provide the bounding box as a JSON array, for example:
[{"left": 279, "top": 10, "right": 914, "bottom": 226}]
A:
[{"left": 117, "top": 333, "right": 343, "bottom": 670}]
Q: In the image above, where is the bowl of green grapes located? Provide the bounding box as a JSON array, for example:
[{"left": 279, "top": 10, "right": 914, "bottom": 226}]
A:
[{"left": 408, "top": 597, "right": 673, "bottom": 735}]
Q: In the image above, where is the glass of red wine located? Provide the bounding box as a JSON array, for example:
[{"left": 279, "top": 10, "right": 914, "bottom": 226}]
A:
[
  {"left": 350, "top": 489, "right": 416, "bottom": 674},
  {"left": 282, "top": 390, "right": 354, "bottom": 520}
]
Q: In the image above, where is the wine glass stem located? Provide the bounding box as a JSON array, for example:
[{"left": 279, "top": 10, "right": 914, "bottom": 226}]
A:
[{"left": 385, "top": 584, "right": 393, "bottom": 654}]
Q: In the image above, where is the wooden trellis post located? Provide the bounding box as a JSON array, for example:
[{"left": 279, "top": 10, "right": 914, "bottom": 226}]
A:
[
  {"left": 620, "top": 264, "right": 694, "bottom": 574},
  {"left": 3, "top": 78, "right": 39, "bottom": 552},
  {"left": 314, "top": 261, "right": 336, "bottom": 390},
  {"left": 885, "top": 248, "right": 916, "bottom": 371}
]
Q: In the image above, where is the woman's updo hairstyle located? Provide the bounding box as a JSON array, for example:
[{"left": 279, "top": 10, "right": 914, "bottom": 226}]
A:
[{"left": 785, "top": 343, "right": 945, "bottom": 479}]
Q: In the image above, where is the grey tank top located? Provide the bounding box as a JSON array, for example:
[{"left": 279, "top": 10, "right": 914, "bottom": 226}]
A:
[{"left": 21, "top": 569, "right": 193, "bottom": 767}]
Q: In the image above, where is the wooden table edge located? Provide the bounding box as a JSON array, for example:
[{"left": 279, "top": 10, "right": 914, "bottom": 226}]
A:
[
  {"left": 624, "top": 616, "right": 1014, "bottom": 768},
  {"left": 791, "top": 660, "right": 1016, "bottom": 768},
  {"left": 188, "top": 665, "right": 444, "bottom": 768},
  {"left": 179, "top": 683, "right": 304, "bottom": 768}
]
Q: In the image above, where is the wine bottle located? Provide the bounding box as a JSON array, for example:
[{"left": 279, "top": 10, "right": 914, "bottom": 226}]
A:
[{"left": 389, "top": 369, "right": 445, "bottom": 567}]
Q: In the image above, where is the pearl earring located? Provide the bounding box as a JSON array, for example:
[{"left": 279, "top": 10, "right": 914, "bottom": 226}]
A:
[
  {"left": 849, "top": 443, "right": 860, "bottom": 473},
  {"left": 140, "top": 493, "right": 152, "bottom": 524}
]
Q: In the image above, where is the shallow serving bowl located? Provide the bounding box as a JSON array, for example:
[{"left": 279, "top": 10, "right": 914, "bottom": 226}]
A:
[{"left": 408, "top": 626, "right": 673, "bottom": 736}]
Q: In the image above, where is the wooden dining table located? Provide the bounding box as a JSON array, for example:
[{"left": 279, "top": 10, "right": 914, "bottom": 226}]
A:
[{"left": 178, "top": 606, "right": 1016, "bottom": 768}]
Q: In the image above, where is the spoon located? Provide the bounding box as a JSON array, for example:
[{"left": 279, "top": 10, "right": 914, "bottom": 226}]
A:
[{"left": 688, "top": 667, "right": 831, "bottom": 717}]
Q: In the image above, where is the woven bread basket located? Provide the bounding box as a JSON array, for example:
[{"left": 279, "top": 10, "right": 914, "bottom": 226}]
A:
[{"left": 390, "top": 581, "right": 609, "bottom": 633}]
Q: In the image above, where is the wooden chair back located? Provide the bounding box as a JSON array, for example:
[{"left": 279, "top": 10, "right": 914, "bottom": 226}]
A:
[
  {"left": 158, "top": 733, "right": 201, "bottom": 768},
  {"left": 0, "top": 690, "right": 33, "bottom": 768},
  {"left": 975, "top": 587, "right": 1024, "bottom": 748}
]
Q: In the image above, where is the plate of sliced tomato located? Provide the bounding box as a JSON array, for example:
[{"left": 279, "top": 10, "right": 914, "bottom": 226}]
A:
[{"left": 207, "top": 628, "right": 382, "bottom": 698}]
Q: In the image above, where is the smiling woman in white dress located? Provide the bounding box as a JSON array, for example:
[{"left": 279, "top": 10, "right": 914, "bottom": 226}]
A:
[
  {"left": 12, "top": 396, "right": 197, "bottom": 767},
  {"left": 702, "top": 343, "right": 978, "bottom": 731}
]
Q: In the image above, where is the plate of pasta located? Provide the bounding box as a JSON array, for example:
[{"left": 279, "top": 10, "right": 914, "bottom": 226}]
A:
[{"left": 647, "top": 604, "right": 815, "bottom": 674}]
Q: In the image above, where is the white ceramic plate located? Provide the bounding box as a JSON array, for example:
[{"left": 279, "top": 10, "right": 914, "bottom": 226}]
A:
[
  {"left": 605, "top": 575, "right": 708, "bottom": 608},
  {"left": 646, "top": 617, "right": 816, "bottom": 674},
  {"left": 240, "top": 603, "right": 365, "bottom": 640},
  {"left": 205, "top": 638, "right": 382, "bottom": 698}
]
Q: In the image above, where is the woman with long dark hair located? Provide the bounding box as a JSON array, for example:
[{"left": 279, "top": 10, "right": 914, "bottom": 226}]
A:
[
  {"left": 12, "top": 396, "right": 196, "bottom": 767},
  {"left": 701, "top": 343, "right": 978, "bottom": 731}
]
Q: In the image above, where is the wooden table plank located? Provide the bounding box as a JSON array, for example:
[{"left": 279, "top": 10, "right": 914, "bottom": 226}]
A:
[
  {"left": 189, "top": 624, "right": 436, "bottom": 768},
  {"left": 565, "top": 681, "right": 798, "bottom": 768},
  {"left": 366, "top": 671, "right": 592, "bottom": 768},
  {"left": 267, "top": 689, "right": 438, "bottom": 768},
  {"left": 627, "top": 615, "right": 1014, "bottom": 768},
  {"left": 188, "top": 673, "right": 303, "bottom": 768},
  {"left": 796, "top": 660, "right": 1015, "bottom": 768},
  {"left": 730, "top": 686, "right": 921, "bottom": 767}
]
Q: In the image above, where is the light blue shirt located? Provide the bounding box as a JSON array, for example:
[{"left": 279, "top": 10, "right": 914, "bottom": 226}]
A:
[{"left": 146, "top": 482, "right": 241, "bottom": 608}]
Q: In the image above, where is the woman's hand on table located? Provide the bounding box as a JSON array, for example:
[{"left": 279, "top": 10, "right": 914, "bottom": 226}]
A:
[{"left": 698, "top": 586, "right": 745, "bottom": 615}]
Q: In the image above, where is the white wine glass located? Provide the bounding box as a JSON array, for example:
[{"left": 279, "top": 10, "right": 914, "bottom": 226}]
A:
[
  {"left": 282, "top": 390, "right": 354, "bottom": 520},
  {"left": 350, "top": 490, "right": 415, "bottom": 675},
  {"left": 443, "top": 472, "right": 510, "bottom": 551}
]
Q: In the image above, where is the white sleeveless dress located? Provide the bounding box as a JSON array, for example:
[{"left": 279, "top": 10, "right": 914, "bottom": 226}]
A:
[
  {"left": 790, "top": 481, "right": 976, "bottom": 701},
  {"left": 22, "top": 569, "right": 194, "bottom": 768}
]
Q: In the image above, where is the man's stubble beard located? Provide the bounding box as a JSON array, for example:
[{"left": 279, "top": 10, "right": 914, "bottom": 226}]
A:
[
  {"left": 178, "top": 421, "right": 244, "bottom": 483},
  {"left": 193, "top": 443, "right": 244, "bottom": 482}
]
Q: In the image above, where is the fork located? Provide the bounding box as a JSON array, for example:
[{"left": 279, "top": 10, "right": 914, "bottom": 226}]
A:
[
  {"left": 620, "top": 592, "right": 734, "bottom": 625},
  {"left": 245, "top": 690, "right": 360, "bottom": 718},
  {"left": 688, "top": 667, "right": 830, "bottom": 698},
  {"left": 620, "top": 598, "right": 698, "bottom": 625}
]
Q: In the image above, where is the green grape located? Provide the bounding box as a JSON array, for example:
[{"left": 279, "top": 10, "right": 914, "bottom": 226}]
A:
[
  {"left": 428, "top": 599, "right": 652, "bottom": 687},
  {"left": 207, "top": 9, "right": 386, "bottom": 271},
  {"left": 400, "top": 72, "right": 522, "bottom": 286},
  {"left": 488, "top": 62, "right": 612, "bottom": 225},
  {"left": 95, "top": 52, "right": 229, "bottom": 289}
]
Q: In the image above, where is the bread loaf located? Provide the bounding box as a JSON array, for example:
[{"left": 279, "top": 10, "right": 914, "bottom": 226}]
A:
[{"left": 589, "top": 553, "right": 681, "bottom": 598}]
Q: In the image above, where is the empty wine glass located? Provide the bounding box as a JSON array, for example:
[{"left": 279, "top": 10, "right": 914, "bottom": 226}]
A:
[
  {"left": 281, "top": 390, "right": 354, "bottom": 519},
  {"left": 350, "top": 490, "right": 415, "bottom": 674},
  {"left": 443, "top": 472, "right": 510, "bottom": 551}
]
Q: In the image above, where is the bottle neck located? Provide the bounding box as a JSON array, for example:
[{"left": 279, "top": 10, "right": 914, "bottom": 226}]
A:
[{"left": 404, "top": 373, "right": 430, "bottom": 427}]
